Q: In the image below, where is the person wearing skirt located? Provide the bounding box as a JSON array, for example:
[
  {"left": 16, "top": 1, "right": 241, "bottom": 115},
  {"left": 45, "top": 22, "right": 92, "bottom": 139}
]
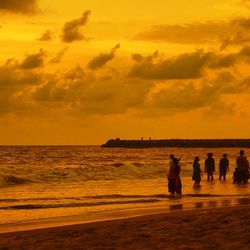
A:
[{"left": 168, "top": 154, "right": 182, "bottom": 195}]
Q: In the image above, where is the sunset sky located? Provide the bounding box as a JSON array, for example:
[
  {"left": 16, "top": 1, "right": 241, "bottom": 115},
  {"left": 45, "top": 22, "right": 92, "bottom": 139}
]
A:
[{"left": 1, "top": 0, "right": 250, "bottom": 145}]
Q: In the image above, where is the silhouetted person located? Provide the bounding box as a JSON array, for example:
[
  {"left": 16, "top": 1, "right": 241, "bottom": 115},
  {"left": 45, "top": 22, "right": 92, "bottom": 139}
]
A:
[
  {"left": 233, "top": 167, "right": 239, "bottom": 184},
  {"left": 205, "top": 153, "right": 215, "bottom": 181},
  {"left": 168, "top": 154, "right": 182, "bottom": 195},
  {"left": 245, "top": 156, "right": 250, "bottom": 183},
  {"left": 192, "top": 156, "right": 203, "bottom": 187},
  {"left": 219, "top": 154, "right": 229, "bottom": 180},
  {"left": 236, "top": 150, "right": 250, "bottom": 183}
]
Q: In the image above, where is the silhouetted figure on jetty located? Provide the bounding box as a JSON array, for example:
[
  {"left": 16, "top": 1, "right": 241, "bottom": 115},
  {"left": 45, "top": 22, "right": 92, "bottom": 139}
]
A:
[
  {"left": 234, "top": 150, "right": 250, "bottom": 183},
  {"left": 205, "top": 153, "right": 215, "bottom": 181},
  {"left": 219, "top": 154, "right": 229, "bottom": 180},
  {"left": 192, "top": 156, "right": 203, "bottom": 187},
  {"left": 168, "top": 154, "right": 182, "bottom": 195}
]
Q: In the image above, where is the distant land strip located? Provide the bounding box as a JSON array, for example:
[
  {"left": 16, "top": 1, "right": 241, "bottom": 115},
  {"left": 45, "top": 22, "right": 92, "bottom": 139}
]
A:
[{"left": 101, "top": 139, "right": 250, "bottom": 148}]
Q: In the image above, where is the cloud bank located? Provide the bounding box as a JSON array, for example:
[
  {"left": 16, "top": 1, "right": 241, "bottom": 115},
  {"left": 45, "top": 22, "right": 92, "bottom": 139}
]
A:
[
  {"left": 1, "top": 42, "right": 250, "bottom": 119},
  {"left": 135, "top": 17, "right": 250, "bottom": 50}
]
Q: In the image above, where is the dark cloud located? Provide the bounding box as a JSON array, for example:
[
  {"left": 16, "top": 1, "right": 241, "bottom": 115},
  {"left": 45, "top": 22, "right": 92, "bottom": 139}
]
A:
[
  {"left": 1, "top": 47, "right": 250, "bottom": 118},
  {"left": 87, "top": 44, "right": 120, "bottom": 70},
  {"left": 129, "top": 46, "right": 250, "bottom": 81},
  {"left": 218, "top": 17, "right": 250, "bottom": 50},
  {"left": 0, "top": 0, "right": 38, "bottom": 14},
  {"left": 135, "top": 17, "right": 250, "bottom": 50},
  {"left": 220, "top": 32, "right": 250, "bottom": 50},
  {"left": 4, "top": 65, "right": 248, "bottom": 118},
  {"left": 50, "top": 47, "right": 68, "bottom": 64},
  {"left": 0, "top": 60, "right": 43, "bottom": 115},
  {"left": 231, "top": 17, "right": 250, "bottom": 29},
  {"left": 129, "top": 50, "right": 212, "bottom": 80},
  {"left": 32, "top": 66, "right": 153, "bottom": 115},
  {"left": 147, "top": 71, "right": 248, "bottom": 116},
  {"left": 239, "top": 45, "right": 250, "bottom": 61},
  {"left": 61, "top": 11, "right": 91, "bottom": 43},
  {"left": 211, "top": 45, "right": 250, "bottom": 67},
  {"left": 135, "top": 22, "right": 227, "bottom": 44},
  {"left": 19, "top": 49, "right": 47, "bottom": 69},
  {"left": 234, "top": 0, "right": 250, "bottom": 9},
  {"left": 131, "top": 53, "right": 144, "bottom": 62},
  {"left": 208, "top": 53, "right": 238, "bottom": 69},
  {"left": 38, "top": 30, "right": 54, "bottom": 42},
  {"left": 150, "top": 82, "right": 213, "bottom": 110}
]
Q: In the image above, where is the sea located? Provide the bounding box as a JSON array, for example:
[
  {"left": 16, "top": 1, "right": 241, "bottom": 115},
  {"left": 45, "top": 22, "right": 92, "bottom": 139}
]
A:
[{"left": 0, "top": 146, "right": 249, "bottom": 233}]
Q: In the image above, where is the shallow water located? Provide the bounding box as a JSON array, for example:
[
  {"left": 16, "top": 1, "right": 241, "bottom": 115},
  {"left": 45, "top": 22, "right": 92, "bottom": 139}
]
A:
[{"left": 0, "top": 146, "right": 249, "bottom": 232}]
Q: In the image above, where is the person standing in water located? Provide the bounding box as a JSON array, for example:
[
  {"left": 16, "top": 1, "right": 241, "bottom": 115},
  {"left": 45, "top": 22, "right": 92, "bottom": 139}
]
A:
[
  {"left": 219, "top": 154, "right": 229, "bottom": 181},
  {"left": 205, "top": 153, "right": 215, "bottom": 181},
  {"left": 192, "top": 156, "right": 203, "bottom": 187},
  {"left": 168, "top": 154, "right": 182, "bottom": 195},
  {"left": 236, "top": 150, "right": 250, "bottom": 183}
]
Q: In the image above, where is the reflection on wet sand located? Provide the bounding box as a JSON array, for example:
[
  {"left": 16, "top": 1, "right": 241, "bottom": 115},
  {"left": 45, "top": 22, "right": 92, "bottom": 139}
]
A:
[
  {"left": 208, "top": 200, "right": 218, "bottom": 208},
  {"left": 237, "top": 198, "right": 250, "bottom": 205},
  {"left": 195, "top": 202, "right": 203, "bottom": 208},
  {"left": 169, "top": 204, "right": 183, "bottom": 211},
  {"left": 221, "top": 199, "right": 231, "bottom": 207},
  {"left": 168, "top": 197, "right": 250, "bottom": 212}
]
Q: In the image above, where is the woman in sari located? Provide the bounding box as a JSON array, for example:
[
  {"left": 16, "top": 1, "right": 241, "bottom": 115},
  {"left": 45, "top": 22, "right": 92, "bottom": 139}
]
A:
[{"left": 168, "top": 154, "right": 182, "bottom": 195}]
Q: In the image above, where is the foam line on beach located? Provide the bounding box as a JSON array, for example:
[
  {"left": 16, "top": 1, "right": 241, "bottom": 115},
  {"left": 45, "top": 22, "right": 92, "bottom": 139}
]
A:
[
  {"left": 1, "top": 197, "right": 250, "bottom": 211},
  {"left": 0, "top": 193, "right": 249, "bottom": 204},
  {"left": 0, "top": 199, "right": 160, "bottom": 210}
]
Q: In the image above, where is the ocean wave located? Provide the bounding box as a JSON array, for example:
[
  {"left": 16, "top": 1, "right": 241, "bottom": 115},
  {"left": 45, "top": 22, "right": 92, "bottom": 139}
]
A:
[
  {"left": 0, "top": 163, "right": 174, "bottom": 185},
  {"left": 0, "top": 175, "right": 34, "bottom": 187},
  {"left": 0, "top": 199, "right": 160, "bottom": 210}
]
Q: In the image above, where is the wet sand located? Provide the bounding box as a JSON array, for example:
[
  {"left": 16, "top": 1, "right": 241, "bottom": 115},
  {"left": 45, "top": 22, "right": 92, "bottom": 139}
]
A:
[{"left": 0, "top": 205, "right": 249, "bottom": 250}]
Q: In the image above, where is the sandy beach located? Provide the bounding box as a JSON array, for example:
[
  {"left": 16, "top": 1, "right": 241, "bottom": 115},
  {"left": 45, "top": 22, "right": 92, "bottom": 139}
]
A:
[{"left": 0, "top": 205, "right": 249, "bottom": 250}]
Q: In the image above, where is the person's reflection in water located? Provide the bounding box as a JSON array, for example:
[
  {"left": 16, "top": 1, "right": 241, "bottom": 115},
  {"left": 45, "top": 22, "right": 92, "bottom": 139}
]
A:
[
  {"left": 221, "top": 199, "right": 231, "bottom": 207},
  {"left": 208, "top": 200, "right": 217, "bottom": 208},
  {"left": 237, "top": 198, "right": 250, "bottom": 205},
  {"left": 195, "top": 202, "right": 203, "bottom": 209},
  {"left": 169, "top": 204, "right": 183, "bottom": 211}
]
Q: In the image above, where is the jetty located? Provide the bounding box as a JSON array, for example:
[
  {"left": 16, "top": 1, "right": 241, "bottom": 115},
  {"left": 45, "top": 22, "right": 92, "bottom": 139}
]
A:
[{"left": 101, "top": 138, "right": 250, "bottom": 148}]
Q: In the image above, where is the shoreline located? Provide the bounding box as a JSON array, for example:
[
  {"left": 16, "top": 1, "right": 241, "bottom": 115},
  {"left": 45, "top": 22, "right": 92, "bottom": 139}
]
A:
[
  {"left": 1, "top": 204, "right": 250, "bottom": 249},
  {"left": 0, "top": 195, "right": 249, "bottom": 234}
]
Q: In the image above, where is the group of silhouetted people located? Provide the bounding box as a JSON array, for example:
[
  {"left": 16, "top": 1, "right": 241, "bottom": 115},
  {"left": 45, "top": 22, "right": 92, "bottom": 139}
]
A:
[{"left": 168, "top": 150, "right": 250, "bottom": 195}]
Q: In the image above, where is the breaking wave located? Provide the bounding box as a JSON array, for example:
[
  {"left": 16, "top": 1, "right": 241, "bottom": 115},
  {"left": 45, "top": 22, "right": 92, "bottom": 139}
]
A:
[
  {"left": 0, "top": 175, "right": 33, "bottom": 187},
  {"left": 0, "top": 162, "right": 182, "bottom": 186}
]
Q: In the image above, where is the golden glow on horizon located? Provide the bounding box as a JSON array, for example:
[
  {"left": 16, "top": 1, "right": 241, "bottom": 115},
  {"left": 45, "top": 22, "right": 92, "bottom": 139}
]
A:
[{"left": 1, "top": 0, "right": 250, "bottom": 144}]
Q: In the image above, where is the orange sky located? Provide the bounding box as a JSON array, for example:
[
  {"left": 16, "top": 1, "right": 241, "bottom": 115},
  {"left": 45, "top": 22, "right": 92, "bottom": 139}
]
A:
[{"left": 0, "top": 0, "right": 250, "bottom": 145}]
